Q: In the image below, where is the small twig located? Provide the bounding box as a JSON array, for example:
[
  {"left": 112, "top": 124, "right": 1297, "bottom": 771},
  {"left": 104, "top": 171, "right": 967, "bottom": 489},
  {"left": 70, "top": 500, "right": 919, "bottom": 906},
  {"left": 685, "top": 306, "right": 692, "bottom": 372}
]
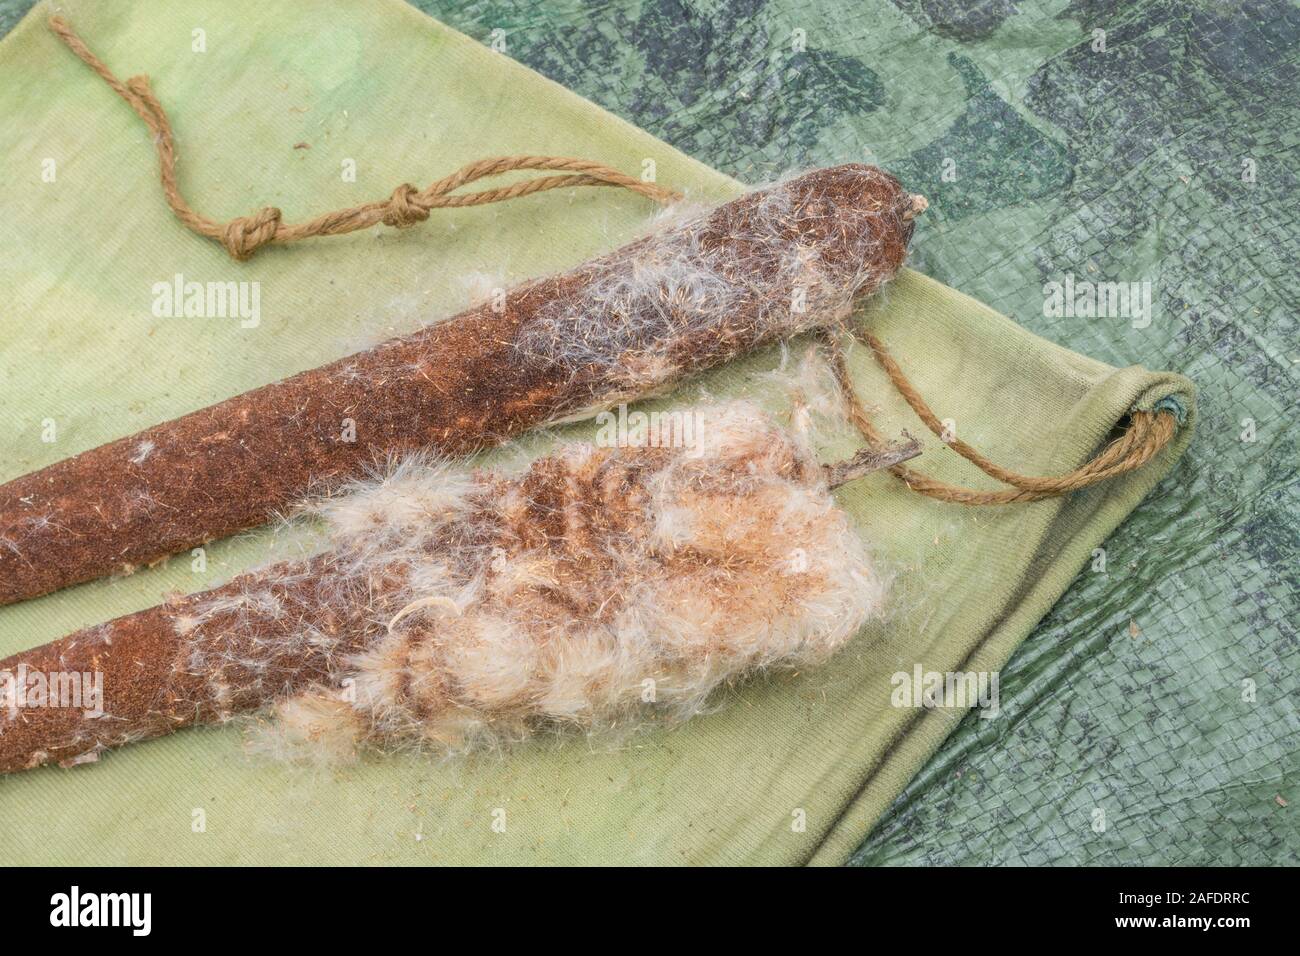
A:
[{"left": 825, "top": 434, "right": 923, "bottom": 489}]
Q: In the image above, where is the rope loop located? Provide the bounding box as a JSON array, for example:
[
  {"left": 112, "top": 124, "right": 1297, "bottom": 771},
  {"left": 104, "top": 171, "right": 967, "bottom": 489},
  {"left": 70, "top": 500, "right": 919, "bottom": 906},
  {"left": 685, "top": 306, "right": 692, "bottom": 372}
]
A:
[{"left": 824, "top": 327, "right": 1177, "bottom": 505}]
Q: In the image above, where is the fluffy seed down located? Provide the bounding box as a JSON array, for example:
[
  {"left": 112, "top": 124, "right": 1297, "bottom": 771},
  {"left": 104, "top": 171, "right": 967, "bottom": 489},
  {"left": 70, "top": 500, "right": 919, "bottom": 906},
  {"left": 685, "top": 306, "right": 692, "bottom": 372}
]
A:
[
  {"left": 0, "top": 397, "right": 888, "bottom": 774},
  {"left": 263, "top": 399, "right": 885, "bottom": 761}
]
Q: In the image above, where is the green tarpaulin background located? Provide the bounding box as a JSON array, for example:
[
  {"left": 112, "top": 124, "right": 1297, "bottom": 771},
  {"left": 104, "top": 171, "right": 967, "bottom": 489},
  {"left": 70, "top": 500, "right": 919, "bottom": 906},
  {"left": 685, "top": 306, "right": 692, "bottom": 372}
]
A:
[{"left": 0, "top": 0, "right": 1291, "bottom": 865}]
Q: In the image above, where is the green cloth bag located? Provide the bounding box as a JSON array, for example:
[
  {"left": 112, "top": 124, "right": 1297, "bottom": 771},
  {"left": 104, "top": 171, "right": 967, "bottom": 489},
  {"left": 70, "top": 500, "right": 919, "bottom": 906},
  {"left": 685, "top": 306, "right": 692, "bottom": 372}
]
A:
[{"left": 0, "top": 0, "right": 1193, "bottom": 864}]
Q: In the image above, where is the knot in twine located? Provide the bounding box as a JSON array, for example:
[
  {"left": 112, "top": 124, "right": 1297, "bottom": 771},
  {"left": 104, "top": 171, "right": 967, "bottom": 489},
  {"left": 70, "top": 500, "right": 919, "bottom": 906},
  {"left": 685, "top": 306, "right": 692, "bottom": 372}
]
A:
[
  {"left": 48, "top": 16, "right": 681, "bottom": 262},
  {"left": 222, "top": 206, "right": 283, "bottom": 261},
  {"left": 381, "top": 183, "right": 430, "bottom": 229}
]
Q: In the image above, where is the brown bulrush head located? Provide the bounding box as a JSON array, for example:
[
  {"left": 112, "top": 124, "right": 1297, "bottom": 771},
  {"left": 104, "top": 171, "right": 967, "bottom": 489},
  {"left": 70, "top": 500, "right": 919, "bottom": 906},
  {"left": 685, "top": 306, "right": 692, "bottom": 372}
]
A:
[
  {"left": 0, "top": 164, "right": 921, "bottom": 607},
  {"left": 0, "top": 400, "right": 902, "bottom": 773}
]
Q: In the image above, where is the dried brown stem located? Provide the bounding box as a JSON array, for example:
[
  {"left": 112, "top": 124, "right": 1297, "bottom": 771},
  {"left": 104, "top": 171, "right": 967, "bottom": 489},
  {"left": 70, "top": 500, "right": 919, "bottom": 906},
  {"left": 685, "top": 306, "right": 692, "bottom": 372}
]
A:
[{"left": 825, "top": 435, "right": 923, "bottom": 489}]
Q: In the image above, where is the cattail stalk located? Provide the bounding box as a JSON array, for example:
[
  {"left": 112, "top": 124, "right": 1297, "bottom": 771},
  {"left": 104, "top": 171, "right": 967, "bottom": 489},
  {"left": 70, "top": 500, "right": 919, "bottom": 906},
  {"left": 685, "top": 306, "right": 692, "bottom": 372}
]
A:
[
  {"left": 0, "top": 401, "right": 917, "bottom": 773},
  {"left": 0, "top": 164, "right": 921, "bottom": 606}
]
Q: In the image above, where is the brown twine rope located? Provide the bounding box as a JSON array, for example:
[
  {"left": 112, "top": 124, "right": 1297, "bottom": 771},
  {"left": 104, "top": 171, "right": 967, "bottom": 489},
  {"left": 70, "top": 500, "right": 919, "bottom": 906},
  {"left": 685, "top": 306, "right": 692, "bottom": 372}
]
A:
[
  {"left": 48, "top": 16, "right": 681, "bottom": 261},
  {"left": 824, "top": 328, "right": 1177, "bottom": 504}
]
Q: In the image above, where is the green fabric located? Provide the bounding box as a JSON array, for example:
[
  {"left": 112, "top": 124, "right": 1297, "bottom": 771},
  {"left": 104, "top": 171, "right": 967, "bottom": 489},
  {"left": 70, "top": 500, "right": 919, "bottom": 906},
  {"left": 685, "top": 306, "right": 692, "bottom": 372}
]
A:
[{"left": 0, "top": 0, "right": 1192, "bottom": 865}]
